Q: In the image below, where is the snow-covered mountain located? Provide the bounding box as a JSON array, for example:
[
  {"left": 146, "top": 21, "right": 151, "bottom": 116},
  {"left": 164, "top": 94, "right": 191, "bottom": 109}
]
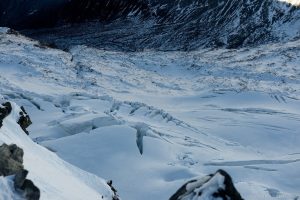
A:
[
  {"left": 1, "top": 0, "right": 300, "bottom": 49},
  {"left": 0, "top": 26, "right": 300, "bottom": 199},
  {"left": 0, "top": 1, "right": 300, "bottom": 199}
]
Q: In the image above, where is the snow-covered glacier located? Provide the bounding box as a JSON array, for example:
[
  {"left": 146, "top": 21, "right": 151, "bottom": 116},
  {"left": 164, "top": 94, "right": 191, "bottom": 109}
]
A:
[
  {"left": 0, "top": 0, "right": 300, "bottom": 199},
  {"left": 0, "top": 23, "right": 300, "bottom": 199}
]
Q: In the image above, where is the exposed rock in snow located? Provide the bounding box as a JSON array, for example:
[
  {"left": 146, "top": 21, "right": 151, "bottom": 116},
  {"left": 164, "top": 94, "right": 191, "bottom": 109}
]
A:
[
  {"left": 1, "top": 102, "right": 32, "bottom": 134},
  {"left": 0, "top": 143, "right": 40, "bottom": 200},
  {"left": 15, "top": 170, "right": 40, "bottom": 200},
  {"left": 0, "top": 144, "right": 24, "bottom": 176},
  {"left": 169, "top": 169, "right": 243, "bottom": 200},
  {"left": 0, "top": 102, "right": 12, "bottom": 128},
  {"left": 17, "top": 106, "right": 32, "bottom": 135}
]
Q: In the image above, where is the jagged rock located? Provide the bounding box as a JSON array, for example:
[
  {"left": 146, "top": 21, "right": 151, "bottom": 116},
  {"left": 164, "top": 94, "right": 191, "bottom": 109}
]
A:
[
  {"left": 0, "top": 143, "right": 40, "bottom": 200},
  {"left": 15, "top": 170, "right": 41, "bottom": 200},
  {"left": 169, "top": 169, "right": 243, "bottom": 200},
  {"left": 17, "top": 106, "right": 32, "bottom": 135},
  {"left": 0, "top": 102, "right": 32, "bottom": 135},
  {"left": 0, "top": 144, "right": 24, "bottom": 176},
  {"left": 0, "top": 102, "right": 12, "bottom": 128}
]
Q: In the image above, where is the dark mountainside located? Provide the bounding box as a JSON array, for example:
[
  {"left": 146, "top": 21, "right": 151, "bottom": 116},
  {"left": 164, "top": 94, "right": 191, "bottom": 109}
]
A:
[{"left": 1, "top": 0, "right": 300, "bottom": 49}]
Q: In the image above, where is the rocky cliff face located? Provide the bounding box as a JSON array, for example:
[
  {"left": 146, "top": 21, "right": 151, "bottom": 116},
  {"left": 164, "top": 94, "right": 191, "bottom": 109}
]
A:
[{"left": 1, "top": 0, "right": 300, "bottom": 49}]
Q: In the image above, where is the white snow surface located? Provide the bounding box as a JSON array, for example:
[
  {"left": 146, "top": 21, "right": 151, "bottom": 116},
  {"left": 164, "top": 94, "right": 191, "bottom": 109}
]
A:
[{"left": 0, "top": 29, "right": 300, "bottom": 199}]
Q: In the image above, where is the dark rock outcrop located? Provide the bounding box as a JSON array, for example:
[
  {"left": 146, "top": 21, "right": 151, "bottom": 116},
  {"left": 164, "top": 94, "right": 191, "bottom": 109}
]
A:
[
  {"left": 0, "top": 101, "right": 32, "bottom": 134},
  {"left": 0, "top": 144, "right": 24, "bottom": 176},
  {"left": 21, "top": 178, "right": 41, "bottom": 200},
  {"left": 0, "top": 144, "right": 40, "bottom": 200},
  {"left": 169, "top": 169, "right": 243, "bottom": 200},
  {"left": 0, "top": 102, "right": 12, "bottom": 128},
  {"left": 17, "top": 106, "right": 32, "bottom": 135}
]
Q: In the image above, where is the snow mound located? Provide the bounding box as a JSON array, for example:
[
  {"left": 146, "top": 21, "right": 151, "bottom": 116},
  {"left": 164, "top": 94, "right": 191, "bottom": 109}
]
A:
[{"left": 0, "top": 101, "right": 115, "bottom": 200}]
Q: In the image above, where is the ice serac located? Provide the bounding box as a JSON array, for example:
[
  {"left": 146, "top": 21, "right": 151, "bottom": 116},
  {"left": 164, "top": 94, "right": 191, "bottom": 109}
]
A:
[{"left": 170, "top": 169, "right": 243, "bottom": 200}]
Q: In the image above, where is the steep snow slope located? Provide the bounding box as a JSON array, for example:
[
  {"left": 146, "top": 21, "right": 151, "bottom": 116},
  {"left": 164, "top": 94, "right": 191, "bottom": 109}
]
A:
[
  {"left": 0, "top": 28, "right": 300, "bottom": 199},
  {"left": 0, "top": 102, "right": 115, "bottom": 200},
  {"left": 0, "top": 29, "right": 115, "bottom": 199}
]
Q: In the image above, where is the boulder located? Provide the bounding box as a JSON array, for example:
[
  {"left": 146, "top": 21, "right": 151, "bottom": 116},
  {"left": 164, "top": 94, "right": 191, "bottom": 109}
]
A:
[
  {"left": 14, "top": 170, "right": 41, "bottom": 200},
  {"left": 0, "top": 144, "right": 24, "bottom": 176},
  {"left": 21, "top": 179, "right": 40, "bottom": 200},
  {"left": 0, "top": 144, "right": 40, "bottom": 200},
  {"left": 169, "top": 169, "right": 243, "bottom": 200}
]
